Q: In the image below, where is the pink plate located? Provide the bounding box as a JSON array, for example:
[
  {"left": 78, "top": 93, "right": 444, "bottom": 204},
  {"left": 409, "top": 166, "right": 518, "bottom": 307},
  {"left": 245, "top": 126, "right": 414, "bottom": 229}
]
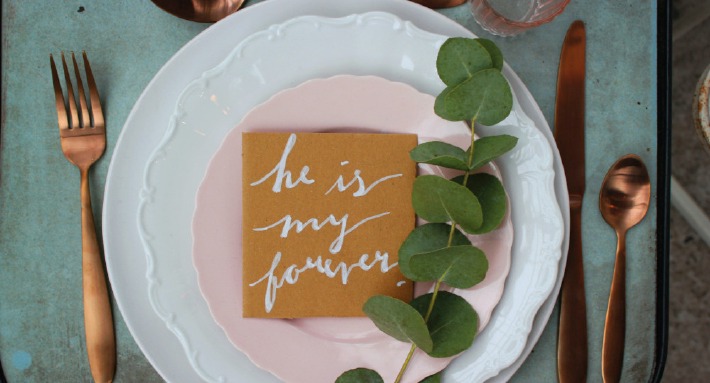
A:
[{"left": 192, "top": 75, "right": 513, "bottom": 383}]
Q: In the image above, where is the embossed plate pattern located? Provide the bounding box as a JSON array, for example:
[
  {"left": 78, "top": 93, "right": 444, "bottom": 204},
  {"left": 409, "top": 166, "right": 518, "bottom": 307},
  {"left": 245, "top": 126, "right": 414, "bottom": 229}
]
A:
[
  {"left": 103, "top": 1, "right": 569, "bottom": 382},
  {"left": 138, "top": 12, "right": 562, "bottom": 383}
]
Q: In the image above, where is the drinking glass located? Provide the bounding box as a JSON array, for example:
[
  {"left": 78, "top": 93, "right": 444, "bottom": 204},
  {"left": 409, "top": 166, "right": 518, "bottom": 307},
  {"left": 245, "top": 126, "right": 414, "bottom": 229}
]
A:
[
  {"left": 470, "top": 0, "right": 571, "bottom": 36},
  {"left": 694, "top": 63, "right": 710, "bottom": 153}
]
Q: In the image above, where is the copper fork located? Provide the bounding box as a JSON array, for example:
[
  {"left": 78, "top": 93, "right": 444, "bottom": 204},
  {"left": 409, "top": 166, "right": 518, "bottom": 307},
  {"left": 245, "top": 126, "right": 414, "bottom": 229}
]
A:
[{"left": 50, "top": 51, "right": 115, "bottom": 383}]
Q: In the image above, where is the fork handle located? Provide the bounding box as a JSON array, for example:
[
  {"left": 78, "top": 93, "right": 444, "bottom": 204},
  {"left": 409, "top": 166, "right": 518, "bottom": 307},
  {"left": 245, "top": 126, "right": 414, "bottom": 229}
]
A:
[{"left": 81, "top": 167, "right": 116, "bottom": 383}]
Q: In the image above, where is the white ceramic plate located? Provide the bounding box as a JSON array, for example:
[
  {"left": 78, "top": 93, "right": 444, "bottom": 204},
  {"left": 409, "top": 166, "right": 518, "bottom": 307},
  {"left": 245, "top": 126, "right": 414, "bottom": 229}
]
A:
[
  {"left": 138, "top": 12, "right": 562, "bottom": 383},
  {"left": 192, "top": 75, "right": 514, "bottom": 383},
  {"left": 103, "top": 1, "right": 570, "bottom": 382}
]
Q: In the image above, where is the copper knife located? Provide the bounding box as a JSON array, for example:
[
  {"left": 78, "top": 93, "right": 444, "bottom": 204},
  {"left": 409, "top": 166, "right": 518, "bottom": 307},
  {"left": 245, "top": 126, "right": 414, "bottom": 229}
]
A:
[{"left": 555, "top": 20, "right": 587, "bottom": 383}]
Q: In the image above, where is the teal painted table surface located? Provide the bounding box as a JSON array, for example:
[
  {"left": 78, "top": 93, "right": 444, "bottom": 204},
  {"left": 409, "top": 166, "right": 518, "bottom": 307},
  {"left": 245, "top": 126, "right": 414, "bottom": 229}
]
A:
[{"left": 0, "top": 1, "right": 668, "bottom": 382}]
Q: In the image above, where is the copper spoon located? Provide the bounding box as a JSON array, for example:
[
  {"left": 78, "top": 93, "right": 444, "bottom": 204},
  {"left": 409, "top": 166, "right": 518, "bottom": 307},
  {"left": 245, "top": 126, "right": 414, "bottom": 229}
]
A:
[
  {"left": 599, "top": 154, "right": 651, "bottom": 383},
  {"left": 151, "top": 0, "right": 245, "bottom": 23},
  {"left": 409, "top": 0, "right": 467, "bottom": 8},
  {"left": 151, "top": 0, "right": 462, "bottom": 23}
]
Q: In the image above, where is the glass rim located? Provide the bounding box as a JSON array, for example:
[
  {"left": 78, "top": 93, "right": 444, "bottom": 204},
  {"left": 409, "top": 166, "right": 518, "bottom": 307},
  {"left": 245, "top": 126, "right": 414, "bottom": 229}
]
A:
[{"left": 475, "top": 0, "right": 571, "bottom": 29}]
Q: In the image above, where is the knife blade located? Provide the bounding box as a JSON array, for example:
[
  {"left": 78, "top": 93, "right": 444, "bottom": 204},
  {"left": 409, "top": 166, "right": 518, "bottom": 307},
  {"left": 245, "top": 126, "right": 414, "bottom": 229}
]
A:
[{"left": 555, "top": 20, "right": 587, "bottom": 383}]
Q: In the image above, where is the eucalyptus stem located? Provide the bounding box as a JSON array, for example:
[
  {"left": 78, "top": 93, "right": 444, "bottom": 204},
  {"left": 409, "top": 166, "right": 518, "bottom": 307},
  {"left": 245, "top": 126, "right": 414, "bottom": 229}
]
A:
[
  {"left": 339, "top": 37, "right": 514, "bottom": 383},
  {"left": 394, "top": 118, "right": 480, "bottom": 383},
  {"left": 395, "top": 278, "right": 445, "bottom": 382},
  {"left": 395, "top": 222, "right": 453, "bottom": 382},
  {"left": 394, "top": 344, "right": 417, "bottom": 383},
  {"left": 462, "top": 118, "right": 476, "bottom": 186},
  {"left": 424, "top": 279, "right": 445, "bottom": 321},
  {"left": 446, "top": 221, "right": 457, "bottom": 245}
]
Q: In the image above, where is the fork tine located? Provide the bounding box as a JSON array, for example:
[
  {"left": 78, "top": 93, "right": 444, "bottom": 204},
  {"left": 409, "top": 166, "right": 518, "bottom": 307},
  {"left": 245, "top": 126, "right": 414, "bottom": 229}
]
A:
[
  {"left": 50, "top": 54, "right": 69, "bottom": 131},
  {"left": 82, "top": 51, "right": 104, "bottom": 130},
  {"left": 71, "top": 52, "right": 90, "bottom": 129},
  {"left": 60, "top": 52, "right": 80, "bottom": 130}
]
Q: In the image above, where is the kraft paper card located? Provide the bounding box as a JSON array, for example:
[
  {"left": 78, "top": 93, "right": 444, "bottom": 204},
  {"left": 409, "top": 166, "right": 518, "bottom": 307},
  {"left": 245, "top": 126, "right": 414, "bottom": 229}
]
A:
[{"left": 242, "top": 132, "right": 417, "bottom": 318}]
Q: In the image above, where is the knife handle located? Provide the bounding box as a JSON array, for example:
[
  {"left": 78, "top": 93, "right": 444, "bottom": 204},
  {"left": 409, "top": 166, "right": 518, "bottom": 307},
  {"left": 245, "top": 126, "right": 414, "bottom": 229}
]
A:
[{"left": 557, "top": 204, "right": 587, "bottom": 383}]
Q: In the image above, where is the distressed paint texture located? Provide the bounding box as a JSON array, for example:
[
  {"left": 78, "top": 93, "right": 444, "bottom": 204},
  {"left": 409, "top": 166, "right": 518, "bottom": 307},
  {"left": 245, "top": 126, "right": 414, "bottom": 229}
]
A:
[{"left": 0, "top": 0, "right": 661, "bottom": 382}]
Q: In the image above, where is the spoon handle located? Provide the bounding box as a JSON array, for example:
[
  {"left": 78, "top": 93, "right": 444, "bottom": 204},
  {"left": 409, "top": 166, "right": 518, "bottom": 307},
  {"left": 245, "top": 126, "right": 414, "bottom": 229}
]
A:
[{"left": 602, "top": 230, "right": 626, "bottom": 383}]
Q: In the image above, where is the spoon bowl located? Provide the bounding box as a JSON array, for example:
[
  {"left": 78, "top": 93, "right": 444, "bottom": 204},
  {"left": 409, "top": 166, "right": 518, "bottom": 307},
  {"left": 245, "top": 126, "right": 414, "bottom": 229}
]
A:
[
  {"left": 599, "top": 154, "right": 650, "bottom": 383},
  {"left": 151, "top": 0, "right": 245, "bottom": 23},
  {"left": 599, "top": 155, "right": 652, "bottom": 230},
  {"left": 151, "top": 0, "right": 464, "bottom": 23},
  {"left": 409, "top": 0, "right": 467, "bottom": 8}
]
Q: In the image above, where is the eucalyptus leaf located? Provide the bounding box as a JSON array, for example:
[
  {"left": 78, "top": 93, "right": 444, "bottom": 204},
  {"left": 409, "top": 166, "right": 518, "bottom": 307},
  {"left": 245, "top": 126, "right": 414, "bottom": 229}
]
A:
[
  {"left": 398, "top": 223, "right": 471, "bottom": 280},
  {"left": 436, "top": 37, "right": 493, "bottom": 86},
  {"left": 433, "top": 85, "right": 456, "bottom": 120},
  {"left": 335, "top": 368, "right": 384, "bottom": 383},
  {"left": 363, "top": 295, "right": 433, "bottom": 353},
  {"left": 453, "top": 173, "right": 508, "bottom": 234},
  {"left": 412, "top": 176, "right": 483, "bottom": 234},
  {"left": 476, "top": 38, "right": 504, "bottom": 71},
  {"left": 434, "top": 69, "right": 513, "bottom": 126},
  {"left": 409, "top": 245, "right": 488, "bottom": 288},
  {"left": 419, "top": 372, "right": 442, "bottom": 383},
  {"left": 410, "top": 141, "right": 469, "bottom": 171},
  {"left": 411, "top": 292, "right": 479, "bottom": 358},
  {"left": 467, "top": 134, "right": 518, "bottom": 171}
]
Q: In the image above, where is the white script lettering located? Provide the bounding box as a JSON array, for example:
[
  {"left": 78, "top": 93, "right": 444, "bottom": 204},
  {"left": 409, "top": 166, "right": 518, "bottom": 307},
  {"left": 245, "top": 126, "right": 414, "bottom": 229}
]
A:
[
  {"left": 325, "top": 161, "right": 402, "bottom": 197},
  {"left": 253, "top": 212, "right": 390, "bottom": 254},
  {"left": 250, "top": 133, "right": 314, "bottom": 192},
  {"left": 249, "top": 251, "right": 398, "bottom": 313}
]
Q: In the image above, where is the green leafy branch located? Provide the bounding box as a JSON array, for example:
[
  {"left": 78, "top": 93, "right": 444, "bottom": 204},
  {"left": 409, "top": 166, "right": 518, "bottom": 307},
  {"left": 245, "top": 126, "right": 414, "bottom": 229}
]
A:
[{"left": 336, "top": 37, "right": 517, "bottom": 383}]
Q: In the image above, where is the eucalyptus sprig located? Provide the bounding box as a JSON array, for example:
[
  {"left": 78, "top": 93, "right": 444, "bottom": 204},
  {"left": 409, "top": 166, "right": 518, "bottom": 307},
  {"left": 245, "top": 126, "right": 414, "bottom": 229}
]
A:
[{"left": 336, "top": 37, "right": 517, "bottom": 383}]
